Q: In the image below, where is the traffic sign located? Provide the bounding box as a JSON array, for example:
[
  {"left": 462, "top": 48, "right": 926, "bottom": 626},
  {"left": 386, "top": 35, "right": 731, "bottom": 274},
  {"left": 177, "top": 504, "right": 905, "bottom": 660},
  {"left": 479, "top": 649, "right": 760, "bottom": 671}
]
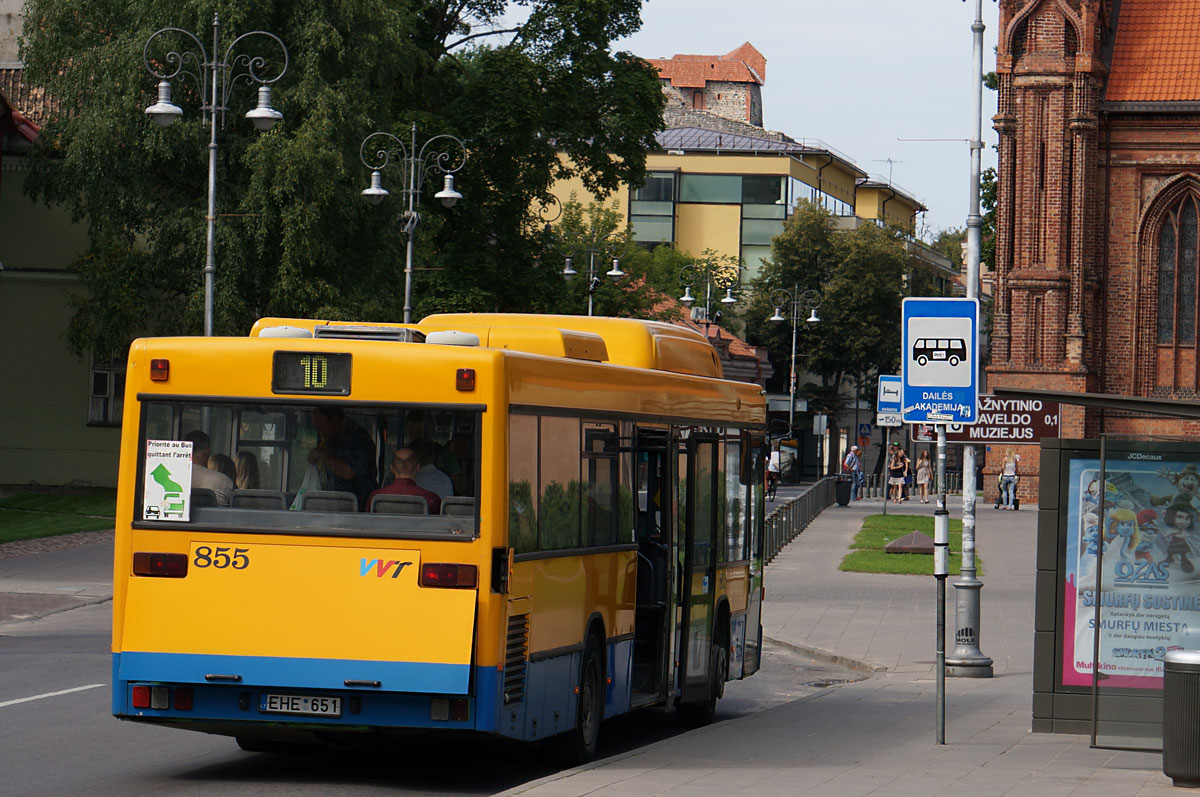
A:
[
  {"left": 877, "top": 412, "right": 902, "bottom": 428},
  {"left": 858, "top": 423, "right": 872, "bottom": 437},
  {"left": 945, "top": 395, "right": 1060, "bottom": 443},
  {"left": 877, "top": 375, "right": 902, "bottom": 414},
  {"left": 901, "top": 297, "right": 979, "bottom": 425}
]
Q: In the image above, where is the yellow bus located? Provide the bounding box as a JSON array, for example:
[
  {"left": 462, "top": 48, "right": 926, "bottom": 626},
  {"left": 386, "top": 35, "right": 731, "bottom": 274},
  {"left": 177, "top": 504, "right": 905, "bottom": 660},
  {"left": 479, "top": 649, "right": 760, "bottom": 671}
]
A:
[{"left": 111, "top": 313, "right": 767, "bottom": 759}]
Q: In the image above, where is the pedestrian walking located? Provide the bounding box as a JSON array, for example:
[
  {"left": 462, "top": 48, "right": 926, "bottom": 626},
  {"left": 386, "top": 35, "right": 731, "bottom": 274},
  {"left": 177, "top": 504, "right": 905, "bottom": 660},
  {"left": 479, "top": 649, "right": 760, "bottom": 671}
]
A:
[
  {"left": 915, "top": 450, "right": 932, "bottom": 503},
  {"left": 843, "top": 445, "right": 864, "bottom": 500},
  {"left": 888, "top": 443, "right": 907, "bottom": 504}
]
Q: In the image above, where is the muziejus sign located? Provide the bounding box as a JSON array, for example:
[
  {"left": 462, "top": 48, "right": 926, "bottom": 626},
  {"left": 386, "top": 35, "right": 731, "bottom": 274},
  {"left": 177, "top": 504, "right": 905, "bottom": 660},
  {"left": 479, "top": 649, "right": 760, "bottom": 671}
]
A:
[{"left": 945, "top": 395, "right": 1060, "bottom": 443}]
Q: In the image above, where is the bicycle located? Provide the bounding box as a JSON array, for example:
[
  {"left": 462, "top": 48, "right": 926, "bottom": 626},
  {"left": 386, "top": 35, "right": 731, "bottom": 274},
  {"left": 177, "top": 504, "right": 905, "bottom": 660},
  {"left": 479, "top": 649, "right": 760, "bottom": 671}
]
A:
[{"left": 766, "top": 471, "right": 779, "bottom": 502}]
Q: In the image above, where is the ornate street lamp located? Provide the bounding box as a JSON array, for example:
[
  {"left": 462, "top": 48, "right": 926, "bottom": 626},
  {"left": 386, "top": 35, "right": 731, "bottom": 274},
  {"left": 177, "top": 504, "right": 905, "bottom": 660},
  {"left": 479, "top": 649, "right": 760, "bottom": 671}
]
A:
[
  {"left": 558, "top": 220, "right": 628, "bottom": 317},
  {"left": 142, "top": 14, "right": 289, "bottom": 336},
  {"left": 768, "top": 287, "right": 822, "bottom": 436},
  {"left": 359, "top": 124, "right": 468, "bottom": 323},
  {"left": 679, "top": 259, "right": 740, "bottom": 329}
]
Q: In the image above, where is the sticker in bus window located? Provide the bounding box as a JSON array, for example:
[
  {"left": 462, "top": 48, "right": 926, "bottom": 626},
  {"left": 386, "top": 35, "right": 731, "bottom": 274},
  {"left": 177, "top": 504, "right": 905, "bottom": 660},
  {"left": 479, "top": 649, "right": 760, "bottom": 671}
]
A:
[{"left": 143, "top": 440, "right": 194, "bottom": 522}]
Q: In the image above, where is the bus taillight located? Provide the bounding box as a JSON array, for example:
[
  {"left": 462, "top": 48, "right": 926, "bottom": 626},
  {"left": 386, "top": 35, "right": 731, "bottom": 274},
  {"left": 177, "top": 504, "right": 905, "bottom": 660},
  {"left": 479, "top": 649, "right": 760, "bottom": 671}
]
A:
[
  {"left": 420, "top": 563, "right": 477, "bottom": 589},
  {"left": 132, "top": 552, "right": 188, "bottom": 578},
  {"left": 149, "top": 359, "right": 170, "bottom": 381}
]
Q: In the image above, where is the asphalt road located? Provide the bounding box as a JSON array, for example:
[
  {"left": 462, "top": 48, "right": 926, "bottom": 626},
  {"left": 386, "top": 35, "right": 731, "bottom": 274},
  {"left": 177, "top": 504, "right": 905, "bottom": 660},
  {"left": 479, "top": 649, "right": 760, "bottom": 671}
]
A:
[{"left": 1, "top": 521, "right": 855, "bottom": 795}]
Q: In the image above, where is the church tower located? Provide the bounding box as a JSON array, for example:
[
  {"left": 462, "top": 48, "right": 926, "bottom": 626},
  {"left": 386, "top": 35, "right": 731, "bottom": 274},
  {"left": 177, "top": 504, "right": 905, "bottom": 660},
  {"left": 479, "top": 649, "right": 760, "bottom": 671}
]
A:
[
  {"left": 991, "top": 0, "right": 1200, "bottom": 500},
  {"left": 990, "top": 0, "right": 1109, "bottom": 440}
]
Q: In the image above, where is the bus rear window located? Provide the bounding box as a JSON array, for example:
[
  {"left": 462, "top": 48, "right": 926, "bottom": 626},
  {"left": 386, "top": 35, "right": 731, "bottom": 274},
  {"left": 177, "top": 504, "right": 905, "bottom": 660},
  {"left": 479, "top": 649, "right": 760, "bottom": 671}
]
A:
[{"left": 135, "top": 401, "right": 480, "bottom": 539}]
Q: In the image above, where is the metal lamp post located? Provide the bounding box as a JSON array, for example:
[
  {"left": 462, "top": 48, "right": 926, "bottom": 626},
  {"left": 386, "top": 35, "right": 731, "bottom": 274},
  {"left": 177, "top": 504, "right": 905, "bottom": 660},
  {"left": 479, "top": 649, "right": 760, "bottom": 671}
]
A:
[
  {"left": 142, "top": 13, "right": 289, "bottom": 337},
  {"left": 560, "top": 224, "right": 628, "bottom": 317},
  {"left": 679, "top": 260, "right": 740, "bottom": 329},
  {"left": 768, "top": 287, "right": 822, "bottom": 437},
  {"left": 360, "top": 123, "right": 468, "bottom": 323}
]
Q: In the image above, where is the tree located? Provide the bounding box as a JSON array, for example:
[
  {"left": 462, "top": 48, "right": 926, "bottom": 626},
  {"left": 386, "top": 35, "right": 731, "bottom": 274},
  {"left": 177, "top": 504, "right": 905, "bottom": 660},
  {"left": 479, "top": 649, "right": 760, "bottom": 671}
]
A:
[
  {"left": 543, "top": 196, "right": 673, "bottom": 319},
  {"left": 19, "top": 0, "right": 666, "bottom": 358},
  {"left": 746, "top": 202, "right": 904, "bottom": 444}
]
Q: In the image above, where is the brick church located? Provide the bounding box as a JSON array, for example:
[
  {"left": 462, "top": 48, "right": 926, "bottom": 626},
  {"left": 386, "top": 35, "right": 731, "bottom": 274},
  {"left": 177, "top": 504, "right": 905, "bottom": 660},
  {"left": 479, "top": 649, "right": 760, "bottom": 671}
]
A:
[{"left": 990, "top": 0, "right": 1200, "bottom": 498}]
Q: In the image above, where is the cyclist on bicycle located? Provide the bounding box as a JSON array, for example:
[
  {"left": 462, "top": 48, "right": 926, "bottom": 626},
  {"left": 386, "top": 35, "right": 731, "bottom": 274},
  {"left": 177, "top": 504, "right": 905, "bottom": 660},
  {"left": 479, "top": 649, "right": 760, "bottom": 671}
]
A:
[{"left": 767, "top": 447, "right": 781, "bottom": 500}]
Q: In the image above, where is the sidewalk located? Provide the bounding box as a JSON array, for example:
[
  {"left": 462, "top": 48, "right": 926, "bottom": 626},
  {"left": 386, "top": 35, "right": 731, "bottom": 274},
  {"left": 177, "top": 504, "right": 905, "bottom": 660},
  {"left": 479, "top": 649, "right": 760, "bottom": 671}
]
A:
[{"left": 503, "top": 497, "right": 1177, "bottom": 796}]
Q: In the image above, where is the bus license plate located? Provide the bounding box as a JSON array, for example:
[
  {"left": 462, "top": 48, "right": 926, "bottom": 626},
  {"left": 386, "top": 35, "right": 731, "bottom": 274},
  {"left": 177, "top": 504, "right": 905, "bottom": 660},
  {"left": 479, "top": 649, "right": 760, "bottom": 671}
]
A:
[{"left": 259, "top": 693, "right": 342, "bottom": 717}]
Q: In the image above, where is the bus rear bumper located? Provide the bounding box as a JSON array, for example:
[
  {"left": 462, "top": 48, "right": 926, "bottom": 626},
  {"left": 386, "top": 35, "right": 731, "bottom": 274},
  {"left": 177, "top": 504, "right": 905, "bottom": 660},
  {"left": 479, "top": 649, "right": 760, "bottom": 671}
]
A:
[{"left": 112, "top": 653, "right": 502, "bottom": 734}]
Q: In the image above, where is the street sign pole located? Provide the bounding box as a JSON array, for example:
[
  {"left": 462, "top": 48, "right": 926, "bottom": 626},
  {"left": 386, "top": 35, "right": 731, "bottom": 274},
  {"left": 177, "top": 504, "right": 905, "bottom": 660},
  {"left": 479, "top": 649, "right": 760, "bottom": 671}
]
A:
[
  {"left": 934, "top": 423, "right": 948, "bottom": 745},
  {"left": 947, "top": 0, "right": 994, "bottom": 680}
]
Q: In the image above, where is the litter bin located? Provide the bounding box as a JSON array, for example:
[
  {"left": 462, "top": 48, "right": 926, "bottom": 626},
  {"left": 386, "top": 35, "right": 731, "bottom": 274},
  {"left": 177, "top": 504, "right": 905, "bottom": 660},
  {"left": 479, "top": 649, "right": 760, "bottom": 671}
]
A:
[
  {"left": 1163, "top": 650, "right": 1200, "bottom": 787},
  {"left": 835, "top": 475, "right": 852, "bottom": 506}
]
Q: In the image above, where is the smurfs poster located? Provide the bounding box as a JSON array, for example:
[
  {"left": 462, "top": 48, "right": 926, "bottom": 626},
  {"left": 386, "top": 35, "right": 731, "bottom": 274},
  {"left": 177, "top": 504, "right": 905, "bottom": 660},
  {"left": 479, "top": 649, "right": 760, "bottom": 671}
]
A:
[{"left": 1063, "top": 455, "right": 1200, "bottom": 688}]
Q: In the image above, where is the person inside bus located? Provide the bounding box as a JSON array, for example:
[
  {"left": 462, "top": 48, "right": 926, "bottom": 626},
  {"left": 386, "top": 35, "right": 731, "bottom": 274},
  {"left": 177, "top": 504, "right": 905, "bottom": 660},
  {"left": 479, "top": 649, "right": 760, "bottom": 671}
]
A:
[
  {"left": 367, "top": 447, "right": 441, "bottom": 514},
  {"left": 235, "top": 450, "right": 261, "bottom": 490},
  {"left": 308, "top": 406, "right": 377, "bottom": 508},
  {"left": 207, "top": 453, "right": 236, "bottom": 483},
  {"left": 411, "top": 438, "right": 453, "bottom": 499},
  {"left": 184, "top": 430, "right": 233, "bottom": 506}
]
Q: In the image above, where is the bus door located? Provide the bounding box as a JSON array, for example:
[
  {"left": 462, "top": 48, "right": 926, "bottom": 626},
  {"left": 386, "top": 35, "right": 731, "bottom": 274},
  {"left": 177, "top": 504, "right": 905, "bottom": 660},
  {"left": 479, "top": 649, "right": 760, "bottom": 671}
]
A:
[
  {"left": 743, "top": 434, "right": 766, "bottom": 676},
  {"left": 631, "top": 428, "right": 673, "bottom": 700},
  {"left": 677, "top": 434, "right": 718, "bottom": 702}
]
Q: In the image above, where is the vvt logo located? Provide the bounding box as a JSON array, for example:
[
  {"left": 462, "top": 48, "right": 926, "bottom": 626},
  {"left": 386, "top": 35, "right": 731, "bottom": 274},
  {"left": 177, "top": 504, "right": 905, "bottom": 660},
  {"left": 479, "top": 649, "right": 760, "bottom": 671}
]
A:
[{"left": 360, "top": 559, "right": 413, "bottom": 579}]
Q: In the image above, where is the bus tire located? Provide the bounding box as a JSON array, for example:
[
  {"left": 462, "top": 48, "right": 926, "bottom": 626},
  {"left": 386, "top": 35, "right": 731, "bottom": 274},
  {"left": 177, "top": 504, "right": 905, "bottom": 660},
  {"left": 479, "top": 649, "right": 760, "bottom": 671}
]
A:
[
  {"left": 676, "top": 641, "right": 727, "bottom": 727},
  {"left": 563, "top": 634, "right": 604, "bottom": 764}
]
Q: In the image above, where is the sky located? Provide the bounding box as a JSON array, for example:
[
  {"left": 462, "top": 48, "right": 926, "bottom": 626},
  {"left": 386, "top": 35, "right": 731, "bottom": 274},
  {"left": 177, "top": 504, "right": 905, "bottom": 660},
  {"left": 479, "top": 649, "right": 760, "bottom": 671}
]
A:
[{"left": 613, "top": 0, "right": 1001, "bottom": 236}]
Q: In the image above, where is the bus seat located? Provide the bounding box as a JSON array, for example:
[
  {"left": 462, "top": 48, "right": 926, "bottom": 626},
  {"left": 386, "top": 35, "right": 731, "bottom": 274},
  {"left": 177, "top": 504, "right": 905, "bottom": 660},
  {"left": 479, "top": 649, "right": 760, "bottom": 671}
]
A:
[
  {"left": 370, "top": 494, "right": 428, "bottom": 514},
  {"left": 191, "top": 488, "right": 218, "bottom": 508},
  {"left": 231, "top": 489, "right": 287, "bottom": 510},
  {"left": 299, "top": 490, "right": 358, "bottom": 513},
  {"left": 440, "top": 496, "right": 475, "bottom": 516}
]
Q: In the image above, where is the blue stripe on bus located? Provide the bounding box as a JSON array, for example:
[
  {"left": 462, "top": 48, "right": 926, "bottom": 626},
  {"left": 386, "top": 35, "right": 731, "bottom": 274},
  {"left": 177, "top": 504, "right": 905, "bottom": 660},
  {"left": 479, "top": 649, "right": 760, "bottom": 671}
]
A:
[
  {"left": 113, "top": 655, "right": 504, "bottom": 733},
  {"left": 116, "top": 651, "right": 470, "bottom": 694}
]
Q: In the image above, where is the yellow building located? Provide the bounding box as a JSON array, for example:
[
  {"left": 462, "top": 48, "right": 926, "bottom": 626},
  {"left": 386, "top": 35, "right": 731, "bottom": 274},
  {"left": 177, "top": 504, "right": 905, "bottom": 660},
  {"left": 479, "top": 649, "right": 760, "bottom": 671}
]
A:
[
  {"left": 853, "top": 178, "right": 926, "bottom": 231},
  {"left": 549, "top": 126, "right": 867, "bottom": 282}
]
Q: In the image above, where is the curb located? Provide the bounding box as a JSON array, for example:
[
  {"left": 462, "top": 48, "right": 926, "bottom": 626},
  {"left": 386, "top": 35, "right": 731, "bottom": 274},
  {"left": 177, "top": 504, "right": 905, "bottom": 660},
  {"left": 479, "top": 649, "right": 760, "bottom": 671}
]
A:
[
  {"left": 764, "top": 635, "right": 887, "bottom": 675},
  {"left": 0, "top": 594, "right": 112, "bottom": 630}
]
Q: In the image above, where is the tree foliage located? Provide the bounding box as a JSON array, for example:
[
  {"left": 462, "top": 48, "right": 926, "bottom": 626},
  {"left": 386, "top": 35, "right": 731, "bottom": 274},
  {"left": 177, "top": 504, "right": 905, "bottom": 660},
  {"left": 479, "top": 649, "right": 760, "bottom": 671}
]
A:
[
  {"left": 745, "top": 201, "right": 905, "bottom": 427},
  {"left": 19, "top": 0, "right": 666, "bottom": 356},
  {"left": 542, "top": 196, "right": 673, "bottom": 319}
]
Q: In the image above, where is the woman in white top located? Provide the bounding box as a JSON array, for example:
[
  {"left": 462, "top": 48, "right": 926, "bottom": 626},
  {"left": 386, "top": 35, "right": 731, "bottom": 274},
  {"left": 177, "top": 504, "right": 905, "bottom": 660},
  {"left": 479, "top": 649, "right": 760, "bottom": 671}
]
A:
[{"left": 998, "top": 452, "right": 1019, "bottom": 509}]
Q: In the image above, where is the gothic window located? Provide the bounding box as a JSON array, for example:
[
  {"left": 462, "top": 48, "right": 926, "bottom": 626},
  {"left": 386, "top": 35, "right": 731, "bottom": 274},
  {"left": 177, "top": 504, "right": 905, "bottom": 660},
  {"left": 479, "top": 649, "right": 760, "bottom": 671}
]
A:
[{"left": 1158, "top": 197, "right": 1200, "bottom": 345}]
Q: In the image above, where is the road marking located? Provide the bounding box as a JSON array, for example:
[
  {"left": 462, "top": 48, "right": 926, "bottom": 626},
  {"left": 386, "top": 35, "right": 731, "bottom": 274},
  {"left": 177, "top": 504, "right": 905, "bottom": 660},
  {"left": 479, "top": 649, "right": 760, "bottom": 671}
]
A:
[{"left": 0, "top": 683, "right": 104, "bottom": 708}]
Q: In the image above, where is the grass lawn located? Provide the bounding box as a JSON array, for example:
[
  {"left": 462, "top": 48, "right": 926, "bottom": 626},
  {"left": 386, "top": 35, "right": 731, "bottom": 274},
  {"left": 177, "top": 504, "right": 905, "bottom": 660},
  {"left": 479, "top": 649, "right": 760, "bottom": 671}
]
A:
[
  {"left": 0, "top": 489, "right": 117, "bottom": 544},
  {"left": 840, "top": 512, "right": 980, "bottom": 577}
]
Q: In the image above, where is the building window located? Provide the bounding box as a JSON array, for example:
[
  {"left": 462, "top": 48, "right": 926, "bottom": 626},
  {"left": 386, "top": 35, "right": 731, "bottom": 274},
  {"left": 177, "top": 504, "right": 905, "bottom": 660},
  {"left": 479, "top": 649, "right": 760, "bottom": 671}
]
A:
[
  {"left": 631, "top": 171, "right": 676, "bottom": 245},
  {"left": 1158, "top": 197, "right": 1199, "bottom": 345},
  {"left": 89, "top": 356, "right": 126, "bottom": 425},
  {"left": 680, "top": 174, "right": 741, "bottom": 204}
]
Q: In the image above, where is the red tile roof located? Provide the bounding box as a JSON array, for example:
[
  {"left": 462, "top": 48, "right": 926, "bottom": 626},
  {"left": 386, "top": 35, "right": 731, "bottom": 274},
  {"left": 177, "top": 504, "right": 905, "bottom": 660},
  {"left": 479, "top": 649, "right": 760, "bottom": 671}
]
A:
[
  {"left": 0, "top": 67, "right": 52, "bottom": 138},
  {"left": 648, "top": 42, "right": 766, "bottom": 89},
  {"left": 1107, "top": 0, "right": 1200, "bottom": 102}
]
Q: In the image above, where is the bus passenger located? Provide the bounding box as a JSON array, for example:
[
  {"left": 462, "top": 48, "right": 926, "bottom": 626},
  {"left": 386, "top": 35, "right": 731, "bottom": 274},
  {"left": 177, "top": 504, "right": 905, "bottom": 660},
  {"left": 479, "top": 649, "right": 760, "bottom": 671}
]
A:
[
  {"left": 308, "top": 406, "right": 377, "bottom": 507},
  {"left": 184, "top": 430, "right": 233, "bottom": 506},
  {"left": 207, "top": 453, "right": 237, "bottom": 483},
  {"left": 235, "top": 451, "right": 261, "bottom": 490},
  {"left": 412, "top": 438, "right": 453, "bottom": 499},
  {"left": 367, "top": 448, "right": 441, "bottom": 514}
]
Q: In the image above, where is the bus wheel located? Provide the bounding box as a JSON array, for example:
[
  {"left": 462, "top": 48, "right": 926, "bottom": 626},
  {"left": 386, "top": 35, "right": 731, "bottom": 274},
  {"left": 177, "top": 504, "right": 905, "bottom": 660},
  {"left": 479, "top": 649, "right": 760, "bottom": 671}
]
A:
[
  {"left": 676, "top": 642, "right": 727, "bottom": 727},
  {"left": 563, "top": 635, "right": 603, "bottom": 764}
]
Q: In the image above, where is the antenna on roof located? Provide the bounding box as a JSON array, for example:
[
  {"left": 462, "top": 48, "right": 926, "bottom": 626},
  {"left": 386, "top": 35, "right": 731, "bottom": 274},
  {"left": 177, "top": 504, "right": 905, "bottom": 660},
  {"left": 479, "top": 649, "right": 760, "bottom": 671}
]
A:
[{"left": 872, "top": 158, "right": 904, "bottom": 184}]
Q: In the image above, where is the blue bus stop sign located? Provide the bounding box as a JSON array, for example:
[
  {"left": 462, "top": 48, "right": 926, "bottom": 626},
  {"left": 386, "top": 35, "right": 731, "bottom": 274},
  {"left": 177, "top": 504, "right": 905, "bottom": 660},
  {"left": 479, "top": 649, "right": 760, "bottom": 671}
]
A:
[{"left": 901, "top": 297, "right": 979, "bottom": 425}]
